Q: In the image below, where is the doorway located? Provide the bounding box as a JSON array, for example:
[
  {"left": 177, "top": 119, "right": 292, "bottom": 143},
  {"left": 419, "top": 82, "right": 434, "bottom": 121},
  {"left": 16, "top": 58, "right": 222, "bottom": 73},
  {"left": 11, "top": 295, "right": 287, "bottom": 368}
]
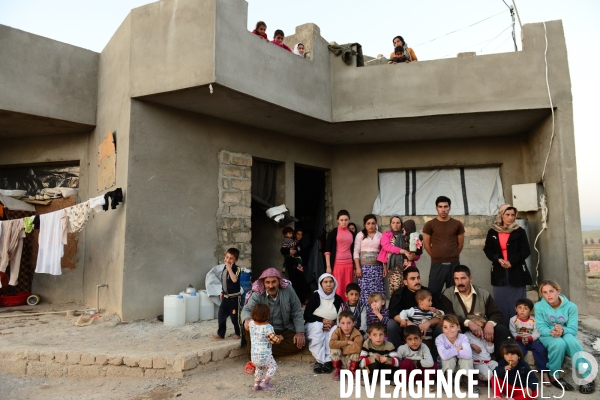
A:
[{"left": 294, "top": 165, "right": 326, "bottom": 288}]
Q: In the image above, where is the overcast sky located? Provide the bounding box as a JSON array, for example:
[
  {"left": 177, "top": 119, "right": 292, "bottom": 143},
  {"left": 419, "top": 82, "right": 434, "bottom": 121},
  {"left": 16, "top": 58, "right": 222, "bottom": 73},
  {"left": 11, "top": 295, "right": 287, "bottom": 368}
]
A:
[{"left": 1, "top": 0, "right": 599, "bottom": 225}]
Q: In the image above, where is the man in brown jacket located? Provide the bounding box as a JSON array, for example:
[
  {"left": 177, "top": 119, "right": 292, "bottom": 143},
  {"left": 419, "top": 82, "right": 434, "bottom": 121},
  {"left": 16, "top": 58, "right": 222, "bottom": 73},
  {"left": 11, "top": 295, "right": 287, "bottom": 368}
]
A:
[
  {"left": 329, "top": 310, "right": 364, "bottom": 380},
  {"left": 440, "top": 265, "right": 512, "bottom": 359}
]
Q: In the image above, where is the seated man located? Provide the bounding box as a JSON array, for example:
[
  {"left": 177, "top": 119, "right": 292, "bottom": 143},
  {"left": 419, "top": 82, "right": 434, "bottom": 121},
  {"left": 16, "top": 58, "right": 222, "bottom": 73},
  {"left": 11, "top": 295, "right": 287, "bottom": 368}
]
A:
[
  {"left": 387, "top": 267, "right": 443, "bottom": 351},
  {"left": 440, "top": 265, "right": 511, "bottom": 359},
  {"left": 241, "top": 268, "right": 305, "bottom": 358}
]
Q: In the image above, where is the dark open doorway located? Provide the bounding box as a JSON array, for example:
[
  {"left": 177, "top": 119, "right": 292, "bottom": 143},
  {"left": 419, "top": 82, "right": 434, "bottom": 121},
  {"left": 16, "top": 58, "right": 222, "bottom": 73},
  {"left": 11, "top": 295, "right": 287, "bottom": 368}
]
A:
[{"left": 294, "top": 165, "right": 326, "bottom": 289}]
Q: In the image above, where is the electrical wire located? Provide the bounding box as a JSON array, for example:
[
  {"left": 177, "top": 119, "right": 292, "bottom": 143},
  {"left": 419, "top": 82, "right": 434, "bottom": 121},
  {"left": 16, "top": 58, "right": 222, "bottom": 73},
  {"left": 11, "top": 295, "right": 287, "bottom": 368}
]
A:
[
  {"left": 489, "top": 33, "right": 513, "bottom": 53},
  {"left": 480, "top": 25, "right": 513, "bottom": 52},
  {"left": 440, "top": 24, "right": 512, "bottom": 58},
  {"left": 414, "top": 10, "right": 506, "bottom": 47},
  {"left": 532, "top": 22, "right": 556, "bottom": 287}
]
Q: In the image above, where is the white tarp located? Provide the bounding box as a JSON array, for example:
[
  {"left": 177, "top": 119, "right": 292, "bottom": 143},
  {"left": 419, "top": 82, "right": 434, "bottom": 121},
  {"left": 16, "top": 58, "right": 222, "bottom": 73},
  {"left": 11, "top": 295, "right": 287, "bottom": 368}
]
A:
[{"left": 372, "top": 167, "right": 505, "bottom": 216}]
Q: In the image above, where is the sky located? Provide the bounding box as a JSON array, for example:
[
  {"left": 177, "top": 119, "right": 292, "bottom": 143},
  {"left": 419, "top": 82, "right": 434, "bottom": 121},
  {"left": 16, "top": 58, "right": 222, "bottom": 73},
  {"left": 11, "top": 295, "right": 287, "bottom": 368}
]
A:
[{"left": 1, "top": 0, "right": 599, "bottom": 225}]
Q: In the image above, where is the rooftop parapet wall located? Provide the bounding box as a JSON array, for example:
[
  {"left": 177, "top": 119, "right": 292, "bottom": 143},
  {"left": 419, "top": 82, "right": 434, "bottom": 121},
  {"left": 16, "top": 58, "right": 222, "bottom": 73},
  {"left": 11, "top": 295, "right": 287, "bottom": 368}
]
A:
[
  {"left": 0, "top": 25, "right": 99, "bottom": 127},
  {"left": 332, "top": 20, "right": 572, "bottom": 123}
]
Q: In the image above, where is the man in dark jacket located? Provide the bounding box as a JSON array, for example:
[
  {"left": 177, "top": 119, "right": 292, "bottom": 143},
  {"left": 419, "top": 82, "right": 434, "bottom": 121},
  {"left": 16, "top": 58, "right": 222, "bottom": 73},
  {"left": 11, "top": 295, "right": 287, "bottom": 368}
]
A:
[
  {"left": 387, "top": 267, "right": 443, "bottom": 350},
  {"left": 440, "top": 265, "right": 512, "bottom": 359}
]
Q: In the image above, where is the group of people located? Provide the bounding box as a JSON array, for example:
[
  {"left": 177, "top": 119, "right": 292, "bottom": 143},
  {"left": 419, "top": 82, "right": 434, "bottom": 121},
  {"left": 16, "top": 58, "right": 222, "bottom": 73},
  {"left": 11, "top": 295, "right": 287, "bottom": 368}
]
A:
[
  {"left": 251, "top": 21, "right": 306, "bottom": 57},
  {"left": 251, "top": 21, "right": 419, "bottom": 64},
  {"left": 214, "top": 195, "right": 595, "bottom": 396}
]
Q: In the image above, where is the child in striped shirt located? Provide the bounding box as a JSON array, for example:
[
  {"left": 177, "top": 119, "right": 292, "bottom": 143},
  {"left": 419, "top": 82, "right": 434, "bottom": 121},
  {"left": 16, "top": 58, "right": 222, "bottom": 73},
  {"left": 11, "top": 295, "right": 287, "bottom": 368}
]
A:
[
  {"left": 399, "top": 289, "right": 444, "bottom": 339},
  {"left": 360, "top": 323, "right": 400, "bottom": 384}
]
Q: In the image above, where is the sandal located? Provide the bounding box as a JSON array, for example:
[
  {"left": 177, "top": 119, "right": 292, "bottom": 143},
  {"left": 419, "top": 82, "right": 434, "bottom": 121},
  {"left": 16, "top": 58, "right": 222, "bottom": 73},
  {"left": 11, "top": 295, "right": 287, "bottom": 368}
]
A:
[
  {"left": 244, "top": 361, "right": 255, "bottom": 374},
  {"left": 579, "top": 380, "right": 596, "bottom": 394},
  {"left": 321, "top": 361, "right": 333, "bottom": 374},
  {"left": 550, "top": 377, "right": 574, "bottom": 391},
  {"left": 313, "top": 362, "right": 324, "bottom": 374}
]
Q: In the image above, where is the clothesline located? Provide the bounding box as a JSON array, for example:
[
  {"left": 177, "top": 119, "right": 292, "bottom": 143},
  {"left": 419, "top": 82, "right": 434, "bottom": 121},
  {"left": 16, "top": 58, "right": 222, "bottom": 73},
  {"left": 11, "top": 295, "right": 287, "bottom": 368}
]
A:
[{"left": 0, "top": 188, "right": 123, "bottom": 288}]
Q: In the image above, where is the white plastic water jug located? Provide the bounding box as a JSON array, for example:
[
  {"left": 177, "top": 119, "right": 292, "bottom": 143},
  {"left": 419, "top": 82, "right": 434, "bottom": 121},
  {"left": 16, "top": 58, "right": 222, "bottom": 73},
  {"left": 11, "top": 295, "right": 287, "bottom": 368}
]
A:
[
  {"left": 182, "top": 292, "right": 200, "bottom": 323},
  {"left": 198, "top": 290, "right": 214, "bottom": 321},
  {"left": 163, "top": 295, "right": 186, "bottom": 327}
]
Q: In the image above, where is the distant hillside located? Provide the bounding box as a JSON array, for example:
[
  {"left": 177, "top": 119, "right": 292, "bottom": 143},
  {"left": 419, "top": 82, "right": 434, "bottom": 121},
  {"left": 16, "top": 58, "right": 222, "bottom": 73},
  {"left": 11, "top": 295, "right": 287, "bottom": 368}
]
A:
[
  {"left": 582, "top": 230, "right": 600, "bottom": 242},
  {"left": 582, "top": 225, "right": 600, "bottom": 231}
]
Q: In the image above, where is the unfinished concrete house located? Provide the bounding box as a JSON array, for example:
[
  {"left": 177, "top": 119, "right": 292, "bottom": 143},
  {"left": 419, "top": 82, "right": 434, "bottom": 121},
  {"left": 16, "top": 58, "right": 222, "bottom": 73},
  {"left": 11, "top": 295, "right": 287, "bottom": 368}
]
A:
[{"left": 0, "top": 0, "right": 584, "bottom": 320}]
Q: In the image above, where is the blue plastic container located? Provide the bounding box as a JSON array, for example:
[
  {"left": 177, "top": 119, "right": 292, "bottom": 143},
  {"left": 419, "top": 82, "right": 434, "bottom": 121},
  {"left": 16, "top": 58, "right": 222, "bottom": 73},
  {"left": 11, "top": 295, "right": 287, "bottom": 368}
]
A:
[{"left": 240, "top": 271, "right": 252, "bottom": 294}]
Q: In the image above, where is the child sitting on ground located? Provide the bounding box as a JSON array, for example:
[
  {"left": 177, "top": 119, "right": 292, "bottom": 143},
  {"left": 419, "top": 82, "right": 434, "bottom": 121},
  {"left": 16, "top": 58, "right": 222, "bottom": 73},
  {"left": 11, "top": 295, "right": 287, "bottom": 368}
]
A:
[
  {"left": 271, "top": 29, "right": 292, "bottom": 52},
  {"left": 509, "top": 298, "right": 550, "bottom": 382},
  {"left": 252, "top": 21, "right": 269, "bottom": 41},
  {"left": 396, "top": 325, "right": 437, "bottom": 382},
  {"left": 281, "top": 226, "right": 303, "bottom": 274},
  {"left": 435, "top": 314, "right": 479, "bottom": 394},
  {"left": 464, "top": 314, "right": 497, "bottom": 383},
  {"left": 399, "top": 289, "right": 444, "bottom": 340},
  {"left": 491, "top": 340, "right": 538, "bottom": 400},
  {"left": 338, "top": 283, "right": 367, "bottom": 335},
  {"left": 249, "top": 304, "right": 283, "bottom": 391},
  {"left": 329, "top": 310, "right": 364, "bottom": 381},
  {"left": 360, "top": 323, "right": 400, "bottom": 384},
  {"left": 367, "top": 292, "right": 389, "bottom": 329},
  {"left": 211, "top": 248, "right": 241, "bottom": 340}
]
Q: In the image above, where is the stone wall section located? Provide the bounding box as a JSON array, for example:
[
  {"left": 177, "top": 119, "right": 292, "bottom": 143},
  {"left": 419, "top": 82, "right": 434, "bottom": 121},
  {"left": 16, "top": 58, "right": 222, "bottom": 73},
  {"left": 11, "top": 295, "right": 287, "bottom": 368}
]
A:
[
  {"left": 216, "top": 150, "right": 252, "bottom": 268},
  {"left": 376, "top": 215, "right": 494, "bottom": 248}
]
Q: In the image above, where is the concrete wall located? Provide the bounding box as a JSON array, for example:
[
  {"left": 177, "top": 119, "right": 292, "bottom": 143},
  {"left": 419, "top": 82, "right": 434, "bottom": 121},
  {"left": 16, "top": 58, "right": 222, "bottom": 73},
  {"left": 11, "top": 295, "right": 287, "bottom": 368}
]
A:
[
  {"left": 0, "top": 24, "right": 98, "bottom": 126},
  {"left": 0, "top": 133, "right": 89, "bottom": 303},
  {"left": 330, "top": 135, "right": 526, "bottom": 295},
  {"left": 81, "top": 14, "right": 134, "bottom": 316},
  {"left": 330, "top": 21, "right": 571, "bottom": 122},
  {"left": 121, "top": 101, "right": 331, "bottom": 320},
  {"left": 129, "top": 0, "right": 216, "bottom": 97}
]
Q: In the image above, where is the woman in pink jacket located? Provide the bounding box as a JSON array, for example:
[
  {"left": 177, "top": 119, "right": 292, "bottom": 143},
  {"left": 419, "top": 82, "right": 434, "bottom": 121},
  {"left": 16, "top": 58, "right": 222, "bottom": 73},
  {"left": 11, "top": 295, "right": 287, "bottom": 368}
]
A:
[{"left": 377, "top": 215, "right": 417, "bottom": 296}]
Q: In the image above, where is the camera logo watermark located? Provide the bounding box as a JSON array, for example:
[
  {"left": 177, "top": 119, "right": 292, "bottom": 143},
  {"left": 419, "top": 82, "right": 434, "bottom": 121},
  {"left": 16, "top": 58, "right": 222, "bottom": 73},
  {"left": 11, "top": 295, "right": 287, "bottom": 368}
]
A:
[{"left": 571, "top": 351, "right": 598, "bottom": 385}]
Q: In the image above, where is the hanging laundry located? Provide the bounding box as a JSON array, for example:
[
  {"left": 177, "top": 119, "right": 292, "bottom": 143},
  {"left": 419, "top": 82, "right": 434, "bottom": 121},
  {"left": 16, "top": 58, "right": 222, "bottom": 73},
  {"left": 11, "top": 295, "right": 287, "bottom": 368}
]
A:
[
  {"left": 23, "top": 216, "right": 35, "bottom": 234},
  {"left": 63, "top": 201, "right": 91, "bottom": 233},
  {"left": 35, "top": 210, "right": 67, "bottom": 276},
  {"left": 103, "top": 188, "right": 123, "bottom": 211},
  {"left": 89, "top": 195, "right": 106, "bottom": 213},
  {"left": 0, "top": 219, "right": 26, "bottom": 286}
]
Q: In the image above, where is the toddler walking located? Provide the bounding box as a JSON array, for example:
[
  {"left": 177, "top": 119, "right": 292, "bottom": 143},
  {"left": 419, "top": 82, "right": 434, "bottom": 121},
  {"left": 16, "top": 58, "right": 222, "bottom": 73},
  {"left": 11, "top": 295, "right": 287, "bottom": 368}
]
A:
[{"left": 249, "top": 304, "right": 282, "bottom": 391}]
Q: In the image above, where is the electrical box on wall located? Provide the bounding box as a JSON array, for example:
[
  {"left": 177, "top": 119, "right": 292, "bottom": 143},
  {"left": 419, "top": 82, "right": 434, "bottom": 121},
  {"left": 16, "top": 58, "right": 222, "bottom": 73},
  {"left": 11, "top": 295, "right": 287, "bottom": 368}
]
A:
[{"left": 512, "top": 183, "right": 543, "bottom": 212}]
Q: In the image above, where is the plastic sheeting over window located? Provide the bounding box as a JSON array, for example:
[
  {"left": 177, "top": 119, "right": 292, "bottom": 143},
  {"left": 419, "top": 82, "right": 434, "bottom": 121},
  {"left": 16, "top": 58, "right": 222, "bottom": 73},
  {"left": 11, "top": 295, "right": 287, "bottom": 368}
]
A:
[
  {"left": 372, "top": 167, "right": 505, "bottom": 216},
  {"left": 0, "top": 164, "right": 79, "bottom": 196}
]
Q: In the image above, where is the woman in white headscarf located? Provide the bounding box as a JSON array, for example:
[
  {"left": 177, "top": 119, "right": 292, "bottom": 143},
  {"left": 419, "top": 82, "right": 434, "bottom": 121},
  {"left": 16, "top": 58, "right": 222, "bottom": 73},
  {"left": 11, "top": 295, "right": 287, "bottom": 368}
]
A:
[
  {"left": 293, "top": 43, "right": 305, "bottom": 57},
  {"left": 483, "top": 204, "right": 532, "bottom": 327},
  {"left": 304, "top": 273, "right": 343, "bottom": 374}
]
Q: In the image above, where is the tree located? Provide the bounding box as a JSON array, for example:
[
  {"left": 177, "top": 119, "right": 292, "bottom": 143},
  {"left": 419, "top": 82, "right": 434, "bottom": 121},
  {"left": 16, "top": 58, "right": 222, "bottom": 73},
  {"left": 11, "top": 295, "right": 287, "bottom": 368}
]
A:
[
  {"left": 585, "top": 239, "right": 589, "bottom": 245},
  {"left": 592, "top": 238, "right": 596, "bottom": 244}
]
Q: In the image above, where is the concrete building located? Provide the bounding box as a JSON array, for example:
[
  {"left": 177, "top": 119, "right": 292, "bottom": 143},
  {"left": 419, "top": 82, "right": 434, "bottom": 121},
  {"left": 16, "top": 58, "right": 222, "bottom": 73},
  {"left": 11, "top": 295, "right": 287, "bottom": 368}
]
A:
[{"left": 0, "top": 0, "right": 585, "bottom": 320}]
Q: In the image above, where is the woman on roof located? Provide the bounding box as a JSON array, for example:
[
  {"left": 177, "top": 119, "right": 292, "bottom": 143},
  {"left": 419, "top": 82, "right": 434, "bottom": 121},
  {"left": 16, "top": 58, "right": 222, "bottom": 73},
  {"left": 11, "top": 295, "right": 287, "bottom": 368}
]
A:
[{"left": 389, "top": 36, "right": 418, "bottom": 63}]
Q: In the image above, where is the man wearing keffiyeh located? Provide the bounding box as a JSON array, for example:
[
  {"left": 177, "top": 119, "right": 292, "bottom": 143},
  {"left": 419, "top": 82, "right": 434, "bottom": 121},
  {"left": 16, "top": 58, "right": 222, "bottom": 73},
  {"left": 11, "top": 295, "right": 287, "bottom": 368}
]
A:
[{"left": 241, "top": 268, "right": 305, "bottom": 358}]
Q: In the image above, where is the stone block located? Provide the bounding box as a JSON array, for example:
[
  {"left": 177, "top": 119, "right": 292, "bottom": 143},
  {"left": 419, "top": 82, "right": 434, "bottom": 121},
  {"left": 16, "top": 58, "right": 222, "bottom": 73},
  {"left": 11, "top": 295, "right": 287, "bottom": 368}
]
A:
[
  {"left": 233, "top": 232, "right": 251, "bottom": 243},
  {"left": 25, "top": 350, "right": 40, "bottom": 361},
  {"left": 152, "top": 356, "right": 167, "bottom": 369},
  {"left": 222, "top": 167, "right": 242, "bottom": 177},
  {"left": 469, "top": 238, "right": 486, "bottom": 246},
  {"left": 68, "top": 365, "right": 105, "bottom": 378},
  {"left": 453, "top": 216, "right": 465, "bottom": 223},
  {"left": 54, "top": 351, "right": 67, "bottom": 364},
  {"left": 218, "top": 150, "right": 231, "bottom": 164},
  {"left": 123, "top": 356, "right": 140, "bottom": 367},
  {"left": 222, "top": 178, "right": 230, "bottom": 189},
  {"left": 106, "top": 365, "right": 144, "bottom": 378},
  {"left": 220, "top": 230, "right": 229, "bottom": 242},
  {"left": 380, "top": 216, "right": 390, "bottom": 227},
  {"left": 464, "top": 226, "right": 483, "bottom": 236},
  {"left": 138, "top": 357, "right": 153, "bottom": 369},
  {"left": 0, "top": 359, "right": 27, "bottom": 375},
  {"left": 108, "top": 355, "right": 123, "bottom": 366},
  {"left": 95, "top": 354, "right": 109, "bottom": 366},
  {"left": 222, "top": 191, "right": 242, "bottom": 204},
  {"left": 229, "top": 347, "right": 246, "bottom": 359},
  {"left": 237, "top": 259, "right": 251, "bottom": 269},
  {"left": 229, "top": 205, "right": 251, "bottom": 217},
  {"left": 211, "top": 347, "right": 231, "bottom": 362},
  {"left": 144, "top": 368, "right": 183, "bottom": 379},
  {"left": 197, "top": 350, "right": 211, "bottom": 365},
  {"left": 67, "top": 352, "right": 81, "bottom": 365},
  {"left": 243, "top": 169, "right": 251, "bottom": 179},
  {"left": 46, "top": 363, "right": 68, "bottom": 378},
  {"left": 230, "top": 154, "right": 252, "bottom": 167},
  {"left": 457, "top": 52, "right": 476, "bottom": 58},
  {"left": 39, "top": 351, "right": 55, "bottom": 363},
  {"left": 244, "top": 192, "right": 251, "bottom": 204},
  {"left": 230, "top": 179, "right": 251, "bottom": 191},
  {"left": 422, "top": 216, "right": 434, "bottom": 223},
  {"left": 80, "top": 353, "right": 95, "bottom": 366},
  {"left": 243, "top": 218, "right": 251, "bottom": 229},
  {"left": 26, "top": 361, "right": 47, "bottom": 376},
  {"left": 222, "top": 217, "right": 241, "bottom": 230},
  {"left": 173, "top": 352, "right": 198, "bottom": 372}
]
